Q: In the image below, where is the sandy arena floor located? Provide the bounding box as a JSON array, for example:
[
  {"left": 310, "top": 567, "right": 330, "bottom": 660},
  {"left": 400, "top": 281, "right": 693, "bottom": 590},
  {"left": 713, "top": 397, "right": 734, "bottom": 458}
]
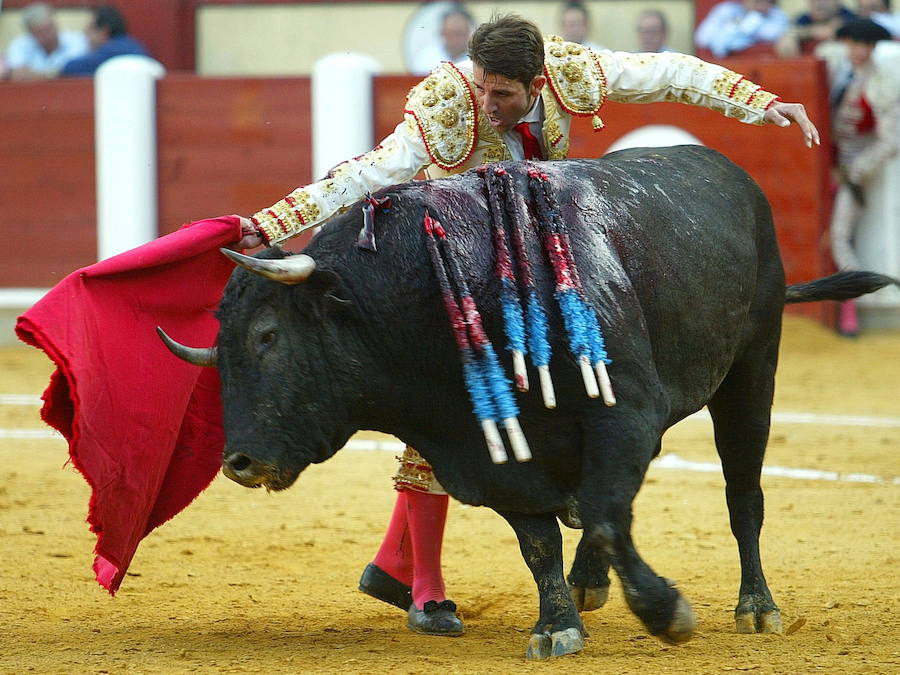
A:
[{"left": 0, "top": 315, "right": 898, "bottom": 674}]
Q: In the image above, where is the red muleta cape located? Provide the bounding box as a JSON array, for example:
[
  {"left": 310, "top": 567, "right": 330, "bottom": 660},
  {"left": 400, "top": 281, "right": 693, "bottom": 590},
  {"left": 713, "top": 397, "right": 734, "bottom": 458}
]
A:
[{"left": 15, "top": 216, "right": 241, "bottom": 594}]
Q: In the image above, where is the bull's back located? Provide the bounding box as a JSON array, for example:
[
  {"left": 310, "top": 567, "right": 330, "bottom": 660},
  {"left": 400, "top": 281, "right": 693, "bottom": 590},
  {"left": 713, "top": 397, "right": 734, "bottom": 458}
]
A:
[
  {"left": 304, "top": 147, "right": 783, "bottom": 507},
  {"left": 545, "top": 146, "right": 784, "bottom": 421}
]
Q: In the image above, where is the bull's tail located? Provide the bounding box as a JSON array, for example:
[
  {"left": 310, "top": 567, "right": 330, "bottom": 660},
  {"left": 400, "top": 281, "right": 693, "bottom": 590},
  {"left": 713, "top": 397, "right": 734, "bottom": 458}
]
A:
[{"left": 785, "top": 270, "right": 899, "bottom": 304}]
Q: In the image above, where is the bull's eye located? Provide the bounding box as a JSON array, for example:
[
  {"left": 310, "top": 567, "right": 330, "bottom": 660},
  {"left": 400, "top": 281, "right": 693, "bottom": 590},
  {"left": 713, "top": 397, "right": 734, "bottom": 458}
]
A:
[{"left": 248, "top": 307, "right": 279, "bottom": 357}]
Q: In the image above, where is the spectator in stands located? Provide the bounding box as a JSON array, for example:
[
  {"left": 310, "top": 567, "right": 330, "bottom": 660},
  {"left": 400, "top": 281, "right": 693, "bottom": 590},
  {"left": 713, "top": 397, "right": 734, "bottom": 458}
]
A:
[
  {"left": 636, "top": 9, "right": 673, "bottom": 52},
  {"left": 776, "top": 0, "right": 856, "bottom": 56},
  {"left": 559, "top": 1, "right": 605, "bottom": 50},
  {"left": 695, "top": 0, "right": 790, "bottom": 58},
  {"left": 817, "top": 19, "right": 899, "bottom": 334},
  {"left": 855, "top": 0, "right": 900, "bottom": 35},
  {"left": 59, "top": 5, "right": 148, "bottom": 77},
  {"left": 408, "top": 3, "right": 474, "bottom": 75},
  {"left": 3, "top": 2, "right": 88, "bottom": 80}
]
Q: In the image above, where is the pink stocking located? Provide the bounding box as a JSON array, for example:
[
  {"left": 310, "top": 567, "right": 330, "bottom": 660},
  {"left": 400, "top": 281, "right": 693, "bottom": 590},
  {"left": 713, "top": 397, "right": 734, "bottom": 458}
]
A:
[
  {"left": 371, "top": 489, "right": 413, "bottom": 586},
  {"left": 839, "top": 299, "right": 858, "bottom": 336},
  {"left": 406, "top": 489, "right": 449, "bottom": 607}
]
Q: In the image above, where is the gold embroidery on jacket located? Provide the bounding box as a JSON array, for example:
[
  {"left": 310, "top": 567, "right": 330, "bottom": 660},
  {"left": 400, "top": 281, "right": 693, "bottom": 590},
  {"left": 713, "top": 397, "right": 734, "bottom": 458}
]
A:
[
  {"left": 541, "top": 88, "right": 569, "bottom": 160},
  {"left": 252, "top": 185, "right": 325, "bottom": 243},
  {"left": 543, "top": 36, "right": 607, "bottom": 119},
  {"left": 711, "top": 69, "right": 779, "bottom": 112},
  {"left": 404, "top": 62, "right": 477, "bottom": 170},
  {"left": 393, "top": 446, "right": 446, "bottom": 494},
  {"left": 475, "top": 114, "right": 511, "bottom": 164},
  {"left": 713, "top": 70, "right": 744, "bottom": 98}
]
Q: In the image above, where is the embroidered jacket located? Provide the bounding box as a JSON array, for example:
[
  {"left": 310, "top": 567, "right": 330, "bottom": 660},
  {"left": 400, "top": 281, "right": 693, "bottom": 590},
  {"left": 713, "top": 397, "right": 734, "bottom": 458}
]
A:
[{"left": 252, "top": 38, "right": 780, "bottom": 244}]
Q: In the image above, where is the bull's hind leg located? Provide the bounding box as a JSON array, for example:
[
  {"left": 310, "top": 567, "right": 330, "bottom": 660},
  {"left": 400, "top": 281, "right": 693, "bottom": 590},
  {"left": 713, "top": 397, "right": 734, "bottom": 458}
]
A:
[
  {"left": 497, "top": 511, "right": 585, "bottom": 659},
  {"left": 707, "top": 337, "right": 783, "bottom": 634},
  {"left": 577, "top": 417, "right": 696, "bottom": 644}
]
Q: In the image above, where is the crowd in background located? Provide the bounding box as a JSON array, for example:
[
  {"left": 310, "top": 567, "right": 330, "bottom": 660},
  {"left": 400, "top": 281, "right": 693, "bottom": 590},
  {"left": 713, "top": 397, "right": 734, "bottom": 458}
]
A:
[
  {"left": 695, "top": 0, "right": 900, "bottom": 57},
  {"left": 1, "top": 3, "right": 145, "bottom": 79},
  {"left": 4, "top": 1, "right": 900, "bottom": 78}
]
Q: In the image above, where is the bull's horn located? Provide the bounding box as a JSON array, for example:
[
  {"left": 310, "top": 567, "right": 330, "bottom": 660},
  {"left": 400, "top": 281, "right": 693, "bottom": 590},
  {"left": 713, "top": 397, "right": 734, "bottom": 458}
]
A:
[
  {"left": 221, "top": 248, "right": 316, "bottom": 285},
  {"left": 156, "top": 326, "right": 218, "bottom": 367}
]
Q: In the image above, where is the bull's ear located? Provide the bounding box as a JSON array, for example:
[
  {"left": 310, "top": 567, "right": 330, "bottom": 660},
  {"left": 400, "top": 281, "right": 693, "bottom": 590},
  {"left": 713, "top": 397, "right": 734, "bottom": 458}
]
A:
[{"left": 306, "top": 269, "right": 352, "bottom": 307}]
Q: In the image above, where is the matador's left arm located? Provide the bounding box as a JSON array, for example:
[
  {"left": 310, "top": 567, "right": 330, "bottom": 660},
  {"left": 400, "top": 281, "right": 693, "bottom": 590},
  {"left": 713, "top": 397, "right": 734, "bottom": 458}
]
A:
[{"left": 595, "top": 49, "right": 819, "bottom": 146}]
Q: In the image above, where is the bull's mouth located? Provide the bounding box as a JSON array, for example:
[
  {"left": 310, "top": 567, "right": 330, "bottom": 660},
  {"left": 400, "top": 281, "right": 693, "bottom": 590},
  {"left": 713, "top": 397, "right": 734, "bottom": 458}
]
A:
[{"left": 221, "top": 453, "right": 299, "bottom": 491}]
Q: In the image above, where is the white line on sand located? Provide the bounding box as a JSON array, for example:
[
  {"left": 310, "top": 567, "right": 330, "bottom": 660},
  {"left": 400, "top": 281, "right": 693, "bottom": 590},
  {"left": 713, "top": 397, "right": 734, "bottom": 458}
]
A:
[
  {"left": 2, "top": 404, "right": 897, "bottom": 484},
  {"left": 4, "top": 395, "right": 900, "bottom": 428},
  {"left": 0, "top": 394, "right": 43, "bottom": 405},
  {"left": 686, "top": 408, "right": 900, "bottom": 428}
]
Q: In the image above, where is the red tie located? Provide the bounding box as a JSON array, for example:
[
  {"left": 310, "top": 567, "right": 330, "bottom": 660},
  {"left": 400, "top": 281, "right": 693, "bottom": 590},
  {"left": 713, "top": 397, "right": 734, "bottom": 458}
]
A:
[{"left": 514, "top": 122, "right": 543, "bottom": 160}]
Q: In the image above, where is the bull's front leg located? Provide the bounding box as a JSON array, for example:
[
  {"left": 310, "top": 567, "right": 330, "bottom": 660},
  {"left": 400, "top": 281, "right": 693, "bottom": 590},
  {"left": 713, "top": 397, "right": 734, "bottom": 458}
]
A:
[{"left": 498, "top": 511, "right": 585, "bottom": 660}]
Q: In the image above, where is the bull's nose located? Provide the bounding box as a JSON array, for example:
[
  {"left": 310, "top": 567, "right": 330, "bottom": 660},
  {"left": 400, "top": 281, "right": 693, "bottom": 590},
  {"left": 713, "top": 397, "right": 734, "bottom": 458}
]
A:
[
  {"left": 222, "top": 451, "right": 266, "bottom": 486},
  {"left": 225, "top": 452, "right": 252, "bottom": 473}
]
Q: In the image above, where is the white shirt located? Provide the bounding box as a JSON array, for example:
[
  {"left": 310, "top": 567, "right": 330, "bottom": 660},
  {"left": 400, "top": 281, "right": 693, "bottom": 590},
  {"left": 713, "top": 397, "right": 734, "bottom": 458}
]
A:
[
  {"left": 694, "top": 1, "right": 789, "bottom": 58},
  {"left": 6, "top": 29, "right": 88, "bottom": 74},
  {"left": 502, "top": 97, "right": 546, "bottom": 161},
  {"left": 871, "top": 11, "right": 900, "bottom": 37}
]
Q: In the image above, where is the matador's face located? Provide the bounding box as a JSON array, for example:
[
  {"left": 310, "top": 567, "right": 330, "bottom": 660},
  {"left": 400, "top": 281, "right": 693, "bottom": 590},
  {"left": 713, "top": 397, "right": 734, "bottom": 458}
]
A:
[{"left": 472, "top": 64, "right": 546, "bottom": 134}]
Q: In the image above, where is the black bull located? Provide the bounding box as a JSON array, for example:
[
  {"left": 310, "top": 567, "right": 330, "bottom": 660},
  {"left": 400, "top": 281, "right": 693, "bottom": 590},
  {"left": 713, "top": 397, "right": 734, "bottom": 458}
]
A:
[{"left": 161, "top": 146, "right": 896, "bottom": 659}]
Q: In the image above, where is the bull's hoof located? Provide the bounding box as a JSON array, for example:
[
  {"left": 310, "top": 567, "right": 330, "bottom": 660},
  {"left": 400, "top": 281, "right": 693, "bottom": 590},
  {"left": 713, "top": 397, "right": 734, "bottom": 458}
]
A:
[
  {"left": 569, "top": 583, "right": 610, "bottom": 612},
  {"left": 358, "top": 563, "right": 411, "bottom": 611},
  {"left": 736, "top": 608, "right": 783, "bottom": 634},
  {"left": 407, "top": 600, "right": 465, "bottom": 637},
  {"left": 735, "top": 594, "right": 782, "bottom": 634},
  {"left": 526, "top": 628, "right": 585, "bottom": 660},
  {"left": 657, "top": 595, "right": 697, "bottom": 645}
]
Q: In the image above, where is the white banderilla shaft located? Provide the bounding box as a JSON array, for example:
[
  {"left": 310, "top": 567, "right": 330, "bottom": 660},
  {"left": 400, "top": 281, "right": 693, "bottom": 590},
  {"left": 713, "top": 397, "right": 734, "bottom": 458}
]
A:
[
  {"left": 481, "top": 419, "right": 508, "bottom": 464},
  {"left": 594, "top": 360, "right": 616, "bottom": 406},
  {"left": 503, "top": 416, "right": 532, "bottom": 462},
  {"left": 538, "top": 364, "right": 556, "bottom": 409}
]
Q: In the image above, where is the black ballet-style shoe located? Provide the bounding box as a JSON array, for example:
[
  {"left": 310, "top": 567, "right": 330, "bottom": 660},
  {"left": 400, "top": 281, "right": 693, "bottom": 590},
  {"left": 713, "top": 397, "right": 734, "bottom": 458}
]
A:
[
  {"left": 358, "top": 563, "right": 412, "bottom": 611},
  {"left": 407, "top": 599, "right": 465, "bottom": 637}
]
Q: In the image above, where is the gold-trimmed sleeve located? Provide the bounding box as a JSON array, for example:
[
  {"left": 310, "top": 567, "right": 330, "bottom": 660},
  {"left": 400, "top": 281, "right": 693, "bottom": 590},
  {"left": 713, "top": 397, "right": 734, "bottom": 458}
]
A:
[
  {"left": 250, "top": 119, "right": 431, "bottom": 245},
  {"left": 598, "top": 50, "right": 780, "bottom": 126}
]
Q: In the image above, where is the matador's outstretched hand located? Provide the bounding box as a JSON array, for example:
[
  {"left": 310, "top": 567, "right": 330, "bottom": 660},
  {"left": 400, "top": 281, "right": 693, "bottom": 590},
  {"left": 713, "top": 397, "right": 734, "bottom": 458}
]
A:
[
  {"left": 764, "top": 102, "right": 821, "bottom": 149},
  {"left": 228, "top": 216, "right": 265, "bottom": 251}
]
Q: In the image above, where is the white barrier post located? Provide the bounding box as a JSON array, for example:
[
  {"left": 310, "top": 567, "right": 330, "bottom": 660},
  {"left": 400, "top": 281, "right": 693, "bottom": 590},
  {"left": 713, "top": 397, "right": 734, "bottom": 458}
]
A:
[
  {"left": 95, "top": 55, "right": 166, "bottom": 261},
  {"left": 311, "top": 53, "right": 382, "bottom": 181}
]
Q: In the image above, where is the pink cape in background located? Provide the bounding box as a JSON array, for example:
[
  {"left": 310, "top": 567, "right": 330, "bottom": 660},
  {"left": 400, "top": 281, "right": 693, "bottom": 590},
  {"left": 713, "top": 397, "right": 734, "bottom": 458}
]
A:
[{"left": 15, "top": 216, "right": 241, "bottom": 594}]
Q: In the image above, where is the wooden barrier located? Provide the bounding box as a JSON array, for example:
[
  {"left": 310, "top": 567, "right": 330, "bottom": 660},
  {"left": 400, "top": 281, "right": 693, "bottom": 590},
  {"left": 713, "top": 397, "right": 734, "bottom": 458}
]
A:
[
  {"left": 1, "top": 79, "right": 96, "bottom": 288},
  {"left": 0, "top": 76, "right": 315, "bottom": 290},
  {"left": 1, "top": 58, "right": 834, "bottom": 322},
  {"left": 156, "top": 75, "right": 313, "bottom": 242}
]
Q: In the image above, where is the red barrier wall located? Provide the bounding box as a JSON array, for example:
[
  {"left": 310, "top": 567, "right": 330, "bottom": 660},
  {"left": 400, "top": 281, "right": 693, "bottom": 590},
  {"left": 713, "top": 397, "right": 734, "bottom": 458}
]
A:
[
  {"left": 1, "top": 79, "right": 96, "bottom": 287},
  {"left": 0, "top": 76, "right": 315, "bottom": 289},
  {"left": 156, "top": 76, "right": 313, "bottom": 238}
]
